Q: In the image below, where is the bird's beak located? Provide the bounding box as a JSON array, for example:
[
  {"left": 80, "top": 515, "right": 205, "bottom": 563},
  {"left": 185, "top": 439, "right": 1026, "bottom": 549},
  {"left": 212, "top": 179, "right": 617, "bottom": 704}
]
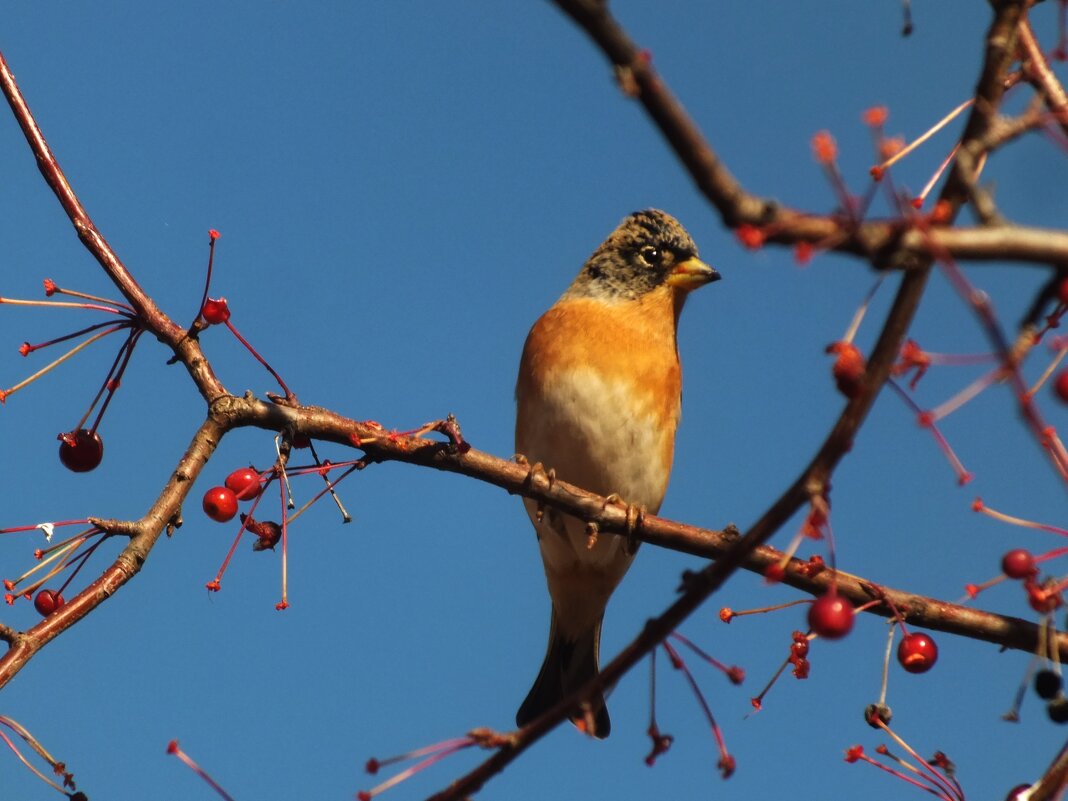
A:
[{"left": 666, "top": 257, "right": 720, "bottom": 291}]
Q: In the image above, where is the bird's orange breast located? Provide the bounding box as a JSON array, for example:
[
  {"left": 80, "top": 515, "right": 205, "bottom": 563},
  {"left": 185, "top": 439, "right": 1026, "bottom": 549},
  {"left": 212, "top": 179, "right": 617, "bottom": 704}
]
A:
[{"left": 515, "top": 287, "right": 683, "bottom": 507}]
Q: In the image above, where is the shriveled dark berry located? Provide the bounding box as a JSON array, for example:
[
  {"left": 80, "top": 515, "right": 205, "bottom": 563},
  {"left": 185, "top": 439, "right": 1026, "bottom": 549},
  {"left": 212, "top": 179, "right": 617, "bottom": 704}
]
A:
[
  {"left": 864, "top": 702, "right": 892, "bottom": 728},
  {"left": 1047, "top": 695, "right": 1068, "bottom": 724},
  {"left": 1035, "top": 669, "right": 1063, "bottom": 700}
]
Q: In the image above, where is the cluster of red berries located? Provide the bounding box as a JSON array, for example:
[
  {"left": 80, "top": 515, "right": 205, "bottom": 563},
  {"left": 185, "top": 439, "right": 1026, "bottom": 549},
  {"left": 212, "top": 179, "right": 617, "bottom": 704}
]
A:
[
  {"left": 808, "top": 590, "right": 939, "bottom": 673},
  {"left": 202, "top": 468, "right": 282, "bottom": 551},
  {"left": 1000, "top": 548, "right": 1063, "bottom": 614},
  {"left": 1014, "top": 527, "right": 1065, "bottom": 718},
  {"left": 202, "top": 468, "right": 262, "bottom": 523}
]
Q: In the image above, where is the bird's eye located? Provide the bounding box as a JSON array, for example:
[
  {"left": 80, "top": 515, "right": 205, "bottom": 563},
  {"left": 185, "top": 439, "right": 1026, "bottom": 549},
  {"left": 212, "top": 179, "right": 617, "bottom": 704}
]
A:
[{"left": 639, "top": 246, "right": 661, "bottom": 265}]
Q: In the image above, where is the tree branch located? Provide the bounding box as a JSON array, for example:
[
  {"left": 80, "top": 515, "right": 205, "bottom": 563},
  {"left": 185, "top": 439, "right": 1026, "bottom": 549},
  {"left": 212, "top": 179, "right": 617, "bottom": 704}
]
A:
[
  {"left": 0, "top": 50, "right": 228, "bottom": 401},
  {"left": 0, "top": 415, "right": 226, "bottom": 686},
  {"left": 1018, "top": 15, "right": 1068, "bottom": 132},
  {"left": 1030, "top": 737, "right": 1068, "bottom": 801},
  {"left": 549, "top": 0, "right": 1068, "bottom": 271},
  {"left": 5, "top": 393, "right": 1063, "bottom": 689}
]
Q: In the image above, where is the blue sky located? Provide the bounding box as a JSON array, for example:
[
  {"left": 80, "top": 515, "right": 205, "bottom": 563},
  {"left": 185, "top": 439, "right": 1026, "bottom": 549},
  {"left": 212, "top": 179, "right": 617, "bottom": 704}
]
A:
[{"left": 2, "top": 3, "right": 1066, "bottom": 800}]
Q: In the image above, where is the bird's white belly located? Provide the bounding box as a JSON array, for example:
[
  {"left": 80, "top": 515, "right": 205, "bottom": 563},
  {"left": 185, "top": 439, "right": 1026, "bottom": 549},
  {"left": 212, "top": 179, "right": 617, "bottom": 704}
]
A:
[{"left": 518, "top": 367, "right": 674, "bottom": 574}]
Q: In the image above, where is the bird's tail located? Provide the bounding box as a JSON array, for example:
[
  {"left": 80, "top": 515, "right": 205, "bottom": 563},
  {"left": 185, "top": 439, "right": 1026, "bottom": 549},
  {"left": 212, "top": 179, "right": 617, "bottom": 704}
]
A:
[{"left": 516, "top": 607, "right": 610, "bottom": 738}]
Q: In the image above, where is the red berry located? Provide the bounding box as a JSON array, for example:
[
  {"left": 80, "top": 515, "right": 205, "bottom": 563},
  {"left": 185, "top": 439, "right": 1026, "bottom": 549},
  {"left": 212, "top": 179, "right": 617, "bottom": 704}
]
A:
[
  {"left": 1055, "top": 369, "right": 1068, "bottom": 404},
  {"left": 763, "top": 563, "right": 785, "bottom": 583},
  {"left": 202, "top": 486, "right": 239, "bottom": 522},
  {"left": 827, "top": 342, "right": 866, "bottom": 399},
  {"left": 58, "top": 429, "right": 104, "bottom": 472},
  {"left": 1027, "top": 581, "right": 1063, "bottom": 614},
  {"left": 897, "top": 632, "right": 938, "bottom": 673},
  {"left": 224, "top": 467, "right": 261, "bottom": 501},
  {"left": 1001, "top": 548, "right": 1036, "bottom": 580},
  {"left": 930, "top": 200, "right": 952, "bottom": 225},
  {"left": 807, "top": 592, "right": 854, "bottom": 639},
  {"left": 1058, "top": 277, "right": 1068, "bottom": 305},
  {"left": 33, "top": 589, "right": 65, "bottom": 616},
  {"left": 201, "top": 297, "right": 231, "bottom": 325},
  {"left": 735, "top": 224, "right": 765, "bottom": 250}
]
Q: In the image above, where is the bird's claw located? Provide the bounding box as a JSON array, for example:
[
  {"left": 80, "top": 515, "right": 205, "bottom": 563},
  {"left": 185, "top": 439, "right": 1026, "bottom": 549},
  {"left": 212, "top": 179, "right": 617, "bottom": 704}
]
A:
[
  {"left": 517, "top": 456, "right": 555, "bottom": 522},
  {"left": 517, "top": 456, "right": 555, "bottom": 490},
  {"left": 603, "top": 493, "right": 645, "bottom": 554}
]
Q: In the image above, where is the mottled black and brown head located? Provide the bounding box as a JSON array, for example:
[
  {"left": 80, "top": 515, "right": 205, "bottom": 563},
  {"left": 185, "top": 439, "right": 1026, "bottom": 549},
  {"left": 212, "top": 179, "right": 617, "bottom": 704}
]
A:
[{"left": 565, "top": 209, "right": 720, "bottom": 301}]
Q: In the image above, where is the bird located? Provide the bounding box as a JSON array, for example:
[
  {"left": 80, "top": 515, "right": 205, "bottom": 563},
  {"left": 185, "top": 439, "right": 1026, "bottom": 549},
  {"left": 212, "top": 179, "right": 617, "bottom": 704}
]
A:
[{"left": 514, "top": 209, "right": 719, "bottom": 738}]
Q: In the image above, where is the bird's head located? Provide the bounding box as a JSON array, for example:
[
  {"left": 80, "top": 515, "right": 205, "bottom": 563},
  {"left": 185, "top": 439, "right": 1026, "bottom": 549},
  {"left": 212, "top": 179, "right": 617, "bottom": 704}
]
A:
[{"left": 567, "top": 209, "right": 720, "bottom": 301}]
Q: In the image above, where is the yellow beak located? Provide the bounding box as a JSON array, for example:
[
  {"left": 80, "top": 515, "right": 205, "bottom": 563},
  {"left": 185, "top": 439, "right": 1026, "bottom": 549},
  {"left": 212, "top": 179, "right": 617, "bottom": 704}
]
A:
[{"left": 666, "top": 256, "right": 721, "bottom": 291}]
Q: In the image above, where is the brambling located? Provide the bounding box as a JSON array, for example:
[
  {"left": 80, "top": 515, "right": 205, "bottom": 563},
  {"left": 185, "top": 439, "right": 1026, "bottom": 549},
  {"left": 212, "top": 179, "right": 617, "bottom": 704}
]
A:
[{"left": 515, "top": 209, "right": 719, "bottom": 738}]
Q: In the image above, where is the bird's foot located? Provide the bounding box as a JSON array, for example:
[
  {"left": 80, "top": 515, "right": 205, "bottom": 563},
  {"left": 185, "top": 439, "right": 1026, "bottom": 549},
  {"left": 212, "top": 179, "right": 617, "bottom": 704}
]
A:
[
  {"left": 604, "top": 493, "right": 646, "bottom": 555},
  {"left": 585, "top": 520, "right": 599, "bottom": 550},
  {"left": 516, "top": 455, "right": 555, "bottom": 522}
]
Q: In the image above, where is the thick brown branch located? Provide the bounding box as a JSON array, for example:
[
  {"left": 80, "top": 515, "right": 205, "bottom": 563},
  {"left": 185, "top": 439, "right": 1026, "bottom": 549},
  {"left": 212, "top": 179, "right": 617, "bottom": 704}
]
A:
[
  {"left": 944, "top": 2, "right": 1025, "bottom": 219},
  {"left": 923, "top": 224, "right": 1068, "bottom": 266},
  {"left": 549, "top": 0, "right": 766, "bottom": 227},
  {"left": 5, "top": 394, "right": 1060, "bottom": 689},
  {"left": 124, "top": 400, "right": 1068, "bottom": 664},
  {"left": 1031, "top": 738, "right": 1068, "bottom": 801},
  {"left": 747, "top": 212, "right": 1068, "bottom": 269}
]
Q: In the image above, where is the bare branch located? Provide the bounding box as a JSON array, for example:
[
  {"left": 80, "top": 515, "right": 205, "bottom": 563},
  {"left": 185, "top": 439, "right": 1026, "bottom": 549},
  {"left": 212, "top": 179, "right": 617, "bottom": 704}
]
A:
[
  {"left": 1019, "top": 16, "right": 1068, "bottom": 132},
  {"left": 548, "top": 1, "right": 1068, "bottom": 273},
  {"left": 0, "top": 50, "right": 227, "bottom": 401},
  {"left": 0, "top": 414, "right": 226, "bottom": 686},
  {"left": 0, "top": 624, "right": 17, "bottom": 646},
  {"left": 1030, "top": 737, "right": 1068, "bottom": 801}
]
